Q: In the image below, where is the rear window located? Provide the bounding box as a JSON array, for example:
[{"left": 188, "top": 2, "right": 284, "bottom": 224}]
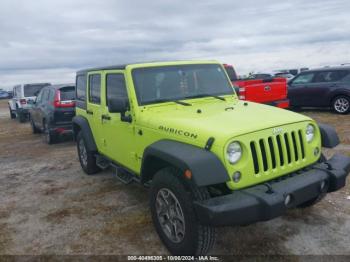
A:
[
  {"left": 24, "top": 84, "right": 50, "bottom": 97},
  {"left": 60, "top": 86, "right": 75, "bottom": 101}
]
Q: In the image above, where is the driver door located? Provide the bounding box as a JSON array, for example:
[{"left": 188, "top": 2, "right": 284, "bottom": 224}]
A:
[{"left": 99, "top": 71, "right": 138, "bottom": 171}]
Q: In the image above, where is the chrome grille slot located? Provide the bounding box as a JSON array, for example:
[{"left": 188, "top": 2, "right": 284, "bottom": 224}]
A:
[{"left": 249, "top": 129, "right": 306, "bottom": 175}]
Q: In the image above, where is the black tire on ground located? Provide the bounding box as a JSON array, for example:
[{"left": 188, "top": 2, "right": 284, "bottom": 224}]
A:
[
  {"left": 332, "top": 95, "right": 350, "bottom": 114},
  {"left": 9, "top": 107, "right": 16, "bottom": 119},
  {"left": 150, "top": 167, "right": 216, "bottom": 255},
  {"left": 76, "top": 131, "right": 100, "bottom": 175},
  {"left": 17, "top": 112, "right": 26, "bottom": 123},
  {"left": 298, "top": 154, "right": 327, "bottom": 208},
  {"left": 30, "top": 116, "right": 41, "bottom": 134},
  {"left": 43, "top": 121, "right": 56, "bottom": 144}
]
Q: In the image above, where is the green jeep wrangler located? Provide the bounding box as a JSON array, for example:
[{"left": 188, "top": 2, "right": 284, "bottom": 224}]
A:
[{"left": 73, "top": 61, "right": 350, "bottom": 255}]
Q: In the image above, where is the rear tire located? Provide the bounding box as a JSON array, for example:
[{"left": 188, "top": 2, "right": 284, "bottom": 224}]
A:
[
  {"left": 150, "top": 167, "right": 215, "bottom": 255},
  {"left": 76, "top": 131, "right": 100, "bottom": 175},
  {"left": 44, "top": 121, "right": 56, "bottom": 144},
  {"left": 9, "top": 107, "right": 16, "bottom": 119},
  {"left": 30, "top": 116, "right": 41, "bottom": 134},
  {"left": 332, "top": 95, "right": 350, "bottom": 114}
]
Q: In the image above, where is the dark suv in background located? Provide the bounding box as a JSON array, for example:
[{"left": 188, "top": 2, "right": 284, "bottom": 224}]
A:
[
  {"left": 288, "top": 67, "right": 350, "bottom": 114},
  {"left": 29, "top": 84, "right": 76, "bottom": 144}
]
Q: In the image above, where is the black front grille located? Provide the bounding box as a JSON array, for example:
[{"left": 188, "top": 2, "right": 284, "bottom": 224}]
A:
[{"left": 250, "top": 130, "right": 306, "bottom": 174}]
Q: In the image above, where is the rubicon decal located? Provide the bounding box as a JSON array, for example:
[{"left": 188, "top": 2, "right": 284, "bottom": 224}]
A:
[{"left": 159, "top": 125, "right": 198, "bottom": 139}]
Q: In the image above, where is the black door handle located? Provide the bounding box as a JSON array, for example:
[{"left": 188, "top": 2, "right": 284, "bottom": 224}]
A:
[
  {"left": 101, "top": 114, "right": 111, "bottom": 121},
  {"left": 86, "top": 110, "right": 93, "bottom": 115}
]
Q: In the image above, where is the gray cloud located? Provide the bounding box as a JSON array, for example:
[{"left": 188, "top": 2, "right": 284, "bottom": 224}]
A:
[{"left": 0, "top": 0, "right": 350, "bottom": 89}]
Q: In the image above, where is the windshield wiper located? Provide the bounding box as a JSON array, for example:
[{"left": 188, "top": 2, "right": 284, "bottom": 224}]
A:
[
  {"left": 150, "top": 98, "right": 192, "bottom": 106},
  {"left": 184, "top": 94, "right": 226, "bottom": 101}
]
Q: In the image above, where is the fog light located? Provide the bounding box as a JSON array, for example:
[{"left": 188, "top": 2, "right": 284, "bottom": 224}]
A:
[
  {"left": 284, "top": 194, "right": 292, "bottom": 206},
  {"left": 314, "top": 147, "right": 320, "bottom": 156},
  {"left": 232, "top": 171, "right": 241, "bottom": 183},
  {"left": 320, "top": 181, "right": 326, "bottom": 192}
]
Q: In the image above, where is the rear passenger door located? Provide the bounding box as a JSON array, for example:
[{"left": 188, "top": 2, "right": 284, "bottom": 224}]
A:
[
  {"left": 87, "top": 72, "right": 104, "bottom": 150},
  {"left": 31, "top": 89, "right": 44, "bottom": 126},
  {"left": 39, "top": 88, "right": 50, "bottom": 125}
]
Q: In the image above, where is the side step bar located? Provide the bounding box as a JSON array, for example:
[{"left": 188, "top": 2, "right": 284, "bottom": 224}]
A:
[{"left": 95, "top": 154, "right": 140, "bottom": 185}]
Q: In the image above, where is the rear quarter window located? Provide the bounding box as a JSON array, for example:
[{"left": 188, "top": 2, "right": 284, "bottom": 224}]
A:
[{"left": 76, "top": 75, "right": 87, "bottom": 101}]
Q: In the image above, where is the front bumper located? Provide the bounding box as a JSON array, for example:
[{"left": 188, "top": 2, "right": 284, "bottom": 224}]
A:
[{"left": 194, "top": 154, "right": 350, "bottom": 226}]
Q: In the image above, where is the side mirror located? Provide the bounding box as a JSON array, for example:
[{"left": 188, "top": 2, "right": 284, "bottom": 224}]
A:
[
  {"left": 108, "top": 97, "right": 132, "bottom": 123},
  {"left": 108, "top": 97, "right": 129, "bottom": 113}
]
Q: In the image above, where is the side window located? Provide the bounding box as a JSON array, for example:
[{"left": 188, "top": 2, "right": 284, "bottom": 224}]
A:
[
  {"left": 313, "top": 71, "right": 350, "bottom": 83},
  {"left": 49, "top": 89, "right": 55, "bottom": 102},
  {"left": 329, "top": 70, "right": 349, "bottom": 82},
  {"left": 36, "top": 89, "right": 44, "bottom": 104},
  {"left": 341, "top": 71, "right": 350, "bottom": 83},
  {"left": 89, "top": 74, "right": 101, "bottom": 104},
  {"left": 292, "top": 73, "right": 315, "bottom": 84},
  {"left": 76, "top": 75, "right": 87, "bottom": 101},
  {"left": 106, "top": 74, "right": 127, "bottom": 106},
  {"left": 41, "top": 89, "right": 48, "bottom": 103}
]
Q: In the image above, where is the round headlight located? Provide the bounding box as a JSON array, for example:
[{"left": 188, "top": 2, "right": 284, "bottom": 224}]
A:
[
  {"left": 227, "top": 142, "right": 242, "bottom": 164},
  {"left": 306, "top": 124, "right": 315, "bottom": 143}
]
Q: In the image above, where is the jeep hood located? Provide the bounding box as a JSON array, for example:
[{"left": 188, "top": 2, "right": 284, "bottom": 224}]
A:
[{"left": 138, "top": 99, "right": 312, "bottom": 144}]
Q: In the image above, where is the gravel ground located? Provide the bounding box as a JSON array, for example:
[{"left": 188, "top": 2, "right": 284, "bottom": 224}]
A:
[{"left": 0, "top": 99, "right": 349, "bottom": 257}]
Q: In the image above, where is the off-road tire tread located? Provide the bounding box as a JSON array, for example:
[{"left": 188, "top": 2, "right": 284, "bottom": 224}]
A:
[
  {"left": 150, "top": 167, "right": 215, "bottom": 255},
  {"left": 76, "top": 131, "right": 100, "bottom": 175}
]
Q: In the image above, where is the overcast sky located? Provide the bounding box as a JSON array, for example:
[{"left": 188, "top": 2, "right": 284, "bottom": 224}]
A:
[{"left": 1, "top": 0, "right": 350, "bottom": 90}]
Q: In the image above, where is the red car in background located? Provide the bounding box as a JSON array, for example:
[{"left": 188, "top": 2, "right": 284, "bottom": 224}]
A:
[{"left": 224, "top": 64, "right": 290, "bottom": 108}]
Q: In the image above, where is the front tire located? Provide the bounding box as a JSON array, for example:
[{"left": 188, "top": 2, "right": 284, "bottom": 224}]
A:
[
  {"left": 332, "top": 95, "right": 350, "bottom": 114},
  {"left": 150, "top": 167, "right": 215, "bottom": 255},
  {"left": 76, "top": 131, "right": 100, "bottom": 175}
]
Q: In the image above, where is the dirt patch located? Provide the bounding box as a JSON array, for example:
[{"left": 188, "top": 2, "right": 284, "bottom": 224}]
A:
[{"left": 0, "top": 99, "right": 349, "bottom": 256}]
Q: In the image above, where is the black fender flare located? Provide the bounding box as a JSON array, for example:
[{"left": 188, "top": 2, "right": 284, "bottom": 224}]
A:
[
  {"left": 141, "top": 139, "right": 230, "bottom": 187},
  {"left": 72, "top": 116, "right": 97, "bottom": 152},
  {"left": 318, "top": 123, "right": 339, "bottom": 148}
]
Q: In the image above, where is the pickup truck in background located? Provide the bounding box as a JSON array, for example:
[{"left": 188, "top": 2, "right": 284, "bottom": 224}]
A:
[{"left": 224, "top": 64, "right": 290, "bottom": 109}]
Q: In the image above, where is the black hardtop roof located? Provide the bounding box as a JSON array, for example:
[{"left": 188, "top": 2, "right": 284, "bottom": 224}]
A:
[
  {"left": 77, "top": 64, "right": 127, "bottom": 74},
  {"left": 76, "top": 60, "right": 219, "bottom": 74}
]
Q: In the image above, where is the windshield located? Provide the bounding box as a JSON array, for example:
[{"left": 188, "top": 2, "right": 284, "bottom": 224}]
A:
[
  {"left": 24, "top": 84, "right": 50, "bottom": 97},
  {"left": 132, "top": 64, "right": 234, "bottom": 105}
]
